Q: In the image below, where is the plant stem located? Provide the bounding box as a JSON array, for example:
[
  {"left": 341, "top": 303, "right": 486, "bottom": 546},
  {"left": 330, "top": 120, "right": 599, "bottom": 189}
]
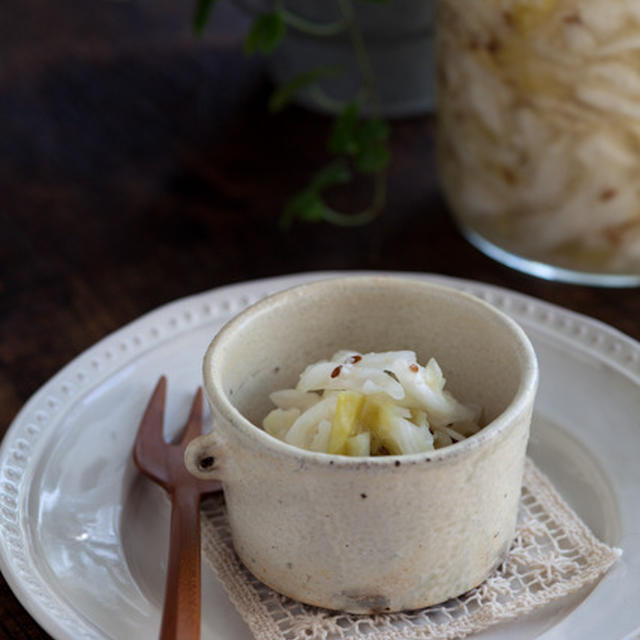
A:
[
  {"left": 322, "top": 169, "right": 387, "bottom": 227},
  {"left": 273, "top": 0, "right": 390, "bottom": 227},
  {"left": 281, "top": 10, "right": 347, "bottom": 36},
  {"left": 306, "top": 86, "right": 347, "bottom": 112},
  {"left": 273, "top": 0, "right": 347, "bottom": 36},
  {"left": 336, "top": 0, "right": 381, "bottom": 114}
]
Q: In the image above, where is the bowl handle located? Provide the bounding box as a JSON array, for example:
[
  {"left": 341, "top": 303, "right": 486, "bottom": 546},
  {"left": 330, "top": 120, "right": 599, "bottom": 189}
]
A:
[{"left": 184, "top": 432, "right": 226, "bottom": 481}]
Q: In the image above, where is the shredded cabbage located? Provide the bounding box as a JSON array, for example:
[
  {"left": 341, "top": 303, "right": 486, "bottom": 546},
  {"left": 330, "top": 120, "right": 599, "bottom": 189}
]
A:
[
  {"left": 262, "top": 350, "right": 481, "bottom": 456},
  {"left": 437, "top": 0, "right": 640, "bottom": 274}
]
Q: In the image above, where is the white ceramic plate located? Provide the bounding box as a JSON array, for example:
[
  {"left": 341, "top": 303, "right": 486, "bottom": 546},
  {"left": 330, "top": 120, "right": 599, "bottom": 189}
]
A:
[{"left": 1, "top": 271, "right": 639, "bottom": 640}]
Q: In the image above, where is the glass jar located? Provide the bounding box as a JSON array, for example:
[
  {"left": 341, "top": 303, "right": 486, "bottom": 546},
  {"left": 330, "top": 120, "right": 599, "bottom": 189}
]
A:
[{"left": 436, "top": 0, "right": 640, "bottom": 286}]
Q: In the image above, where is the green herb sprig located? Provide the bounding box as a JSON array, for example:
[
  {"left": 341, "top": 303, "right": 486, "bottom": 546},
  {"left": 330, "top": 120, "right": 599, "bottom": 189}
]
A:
[{"left": 194, "top": 0, "right": 391, "bottom": 227}]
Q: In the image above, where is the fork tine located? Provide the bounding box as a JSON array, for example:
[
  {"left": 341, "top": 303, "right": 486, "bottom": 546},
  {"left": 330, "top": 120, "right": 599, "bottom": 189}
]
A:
[
  {"left": 179, "top": 387, "right": 205, "bottom": 446},
  {"left": 133, "top": 376, "right": 169, "bottom": 481},
  {"left": 139, "top": 375, "right": 167, "bottom": 440}
]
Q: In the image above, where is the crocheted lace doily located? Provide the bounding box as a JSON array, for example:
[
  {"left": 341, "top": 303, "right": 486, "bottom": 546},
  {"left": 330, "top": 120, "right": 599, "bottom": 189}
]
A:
[{"left": 200, "top": 459, "right": 620, "bottom": 640}]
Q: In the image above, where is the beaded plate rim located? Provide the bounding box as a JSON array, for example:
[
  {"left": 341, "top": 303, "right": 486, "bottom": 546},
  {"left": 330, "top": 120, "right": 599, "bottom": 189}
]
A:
[{"left": 0, "top": 270, "right": 638, "bottom": 639}]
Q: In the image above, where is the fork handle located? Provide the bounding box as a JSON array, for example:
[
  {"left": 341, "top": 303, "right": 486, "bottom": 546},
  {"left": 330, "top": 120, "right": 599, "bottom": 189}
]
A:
[{"left": 160, "top": 486, "right": 203, "bottom": 640}]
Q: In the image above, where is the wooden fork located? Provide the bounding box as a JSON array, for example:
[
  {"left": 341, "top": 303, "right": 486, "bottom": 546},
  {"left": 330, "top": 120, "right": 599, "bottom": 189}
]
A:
[{"left": 133, "top": 376, "right": 222, "bottom": 640}]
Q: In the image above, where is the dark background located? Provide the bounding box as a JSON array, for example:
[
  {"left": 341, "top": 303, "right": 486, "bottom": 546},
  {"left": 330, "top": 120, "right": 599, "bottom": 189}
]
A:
[{"left": 1, "top": 1, "right": 638, "bottom": 637}]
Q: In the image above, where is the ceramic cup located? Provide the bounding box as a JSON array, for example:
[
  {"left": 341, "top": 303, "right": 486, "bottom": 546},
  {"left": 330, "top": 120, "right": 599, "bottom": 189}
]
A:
[{"left": 184, "top": 276, "right": 538, "bottom": 613}]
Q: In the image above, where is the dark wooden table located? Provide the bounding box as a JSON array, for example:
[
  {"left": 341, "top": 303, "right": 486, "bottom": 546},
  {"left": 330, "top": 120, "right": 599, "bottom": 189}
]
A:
[{"left": 1, "top": 1, "right": 638, "bottom": 638}]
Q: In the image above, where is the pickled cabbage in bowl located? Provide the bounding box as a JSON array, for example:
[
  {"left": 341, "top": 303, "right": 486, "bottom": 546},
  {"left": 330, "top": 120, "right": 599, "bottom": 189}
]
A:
[
  {"left": 262, "top": 350, "right": 482, "bottom": 456},
  {"left": 436, "top": 0, "right": 640, "bottom": 275}
]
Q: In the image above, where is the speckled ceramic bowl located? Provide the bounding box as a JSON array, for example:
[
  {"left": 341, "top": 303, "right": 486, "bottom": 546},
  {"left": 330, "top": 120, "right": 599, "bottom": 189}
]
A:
[{"left": 185, "top": 276, "right": 538, "bottom": 613}]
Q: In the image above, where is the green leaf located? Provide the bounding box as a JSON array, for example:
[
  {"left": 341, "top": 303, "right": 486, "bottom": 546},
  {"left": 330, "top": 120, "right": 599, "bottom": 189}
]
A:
[
  {"left": 280, "top": 161, "right": 352, "bottom": 228},
  {"left": 281, "top": 190, "right": 326, "bottom": 228},
  {"left": 309, "top": 160, "right": 352, "bottom": 191},
  {"left": 268, "top": 65, "right": 343, "bottom": 112},
  {"left": 244, "top": 12, "right": 286, "bottom": 55},
  {"left": 297, "top": 194, "right": 328, "bottom": 221},
  {"left": 355, "top": 118, "right": 391, "bottom": 173},
  {"left": 358, "top": 118, "right": 389, "bottom": 143},
  {"left": 193, "top": 0, "right": 219, "bottom": 35},
  {"left": 328, "top": 103, "right": 360, "bottom": 155},
  {"left": 327, "top": 106, "right": 391, "bottom": 173},
  {"left": 328, "top": 106, "right": 390, "bottom": 171},
  {"left": 354, "top": 143, "right": 390, "bottom": 173}
]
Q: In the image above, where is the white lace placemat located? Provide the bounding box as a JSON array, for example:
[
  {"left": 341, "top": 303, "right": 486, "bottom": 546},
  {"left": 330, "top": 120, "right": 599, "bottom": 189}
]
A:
[{"left": 200, "top": 459, "right": 621, "bottom": 640}]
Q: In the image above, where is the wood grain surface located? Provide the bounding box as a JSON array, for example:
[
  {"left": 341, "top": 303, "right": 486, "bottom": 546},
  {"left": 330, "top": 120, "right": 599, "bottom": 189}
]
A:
[{"left": 1, "top": 1, "right": 639, "bottom": 638}]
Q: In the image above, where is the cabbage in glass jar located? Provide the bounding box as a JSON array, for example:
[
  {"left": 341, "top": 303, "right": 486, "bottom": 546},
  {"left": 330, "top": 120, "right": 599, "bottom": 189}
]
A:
[{"left": 436, "top": 0, "right": 640, "bottom": 285}]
